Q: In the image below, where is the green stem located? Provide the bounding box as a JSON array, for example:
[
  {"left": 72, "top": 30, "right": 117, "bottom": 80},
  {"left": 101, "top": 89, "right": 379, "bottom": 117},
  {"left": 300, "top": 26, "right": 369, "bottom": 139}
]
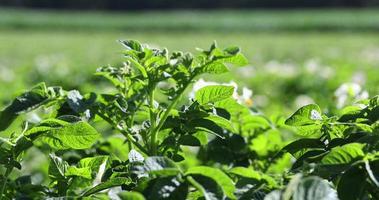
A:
[
  {"left": 149, "top": 76, "right": 194, "bottom": 155},
  {"left": 0, "top": 166, "right": 13, "bottom": 200},
  {"left": 186, "top": 176, "right": 209, "bottom": 199},
  {"left": 149, "top": 88, "right": 156, "bottom": 152},
  {"left": 119, "top": 130, "right": 149, "bottom": 155},
  {"left": 96, "top": 111, "right": 149, "bottom": 155},
  {"left": 149, "top": 92, "right": 182, "bottom": 155}
]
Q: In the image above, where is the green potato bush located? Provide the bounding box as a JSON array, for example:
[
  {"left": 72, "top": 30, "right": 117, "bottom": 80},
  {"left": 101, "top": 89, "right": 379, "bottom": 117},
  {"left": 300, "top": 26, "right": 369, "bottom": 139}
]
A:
[{"left": 0, "top": 40, "right": 378, "bottom": 200}]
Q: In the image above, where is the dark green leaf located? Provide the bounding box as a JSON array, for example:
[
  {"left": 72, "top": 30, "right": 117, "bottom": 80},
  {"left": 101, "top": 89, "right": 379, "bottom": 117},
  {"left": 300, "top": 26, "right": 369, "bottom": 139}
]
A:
[
  {"left": 185, "top": 166, "right": 235, "bottom": 199},
  {"left": 82, "top": 177, "right": 131, "bottom": 197},
  {"left": 118, "top": 191, "right": 146, "bottom": 200},
  {"left": 0, "top": 83, "right": 50, "bottom": 131},
  {"left": 281, "top": 138, "right": 325, "bottom": 156}
]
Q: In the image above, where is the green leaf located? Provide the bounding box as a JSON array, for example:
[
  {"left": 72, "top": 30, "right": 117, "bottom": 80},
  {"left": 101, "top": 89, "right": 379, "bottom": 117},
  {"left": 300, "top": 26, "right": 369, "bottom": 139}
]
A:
[
  {"left": 199, "top": 61, "right": 229, "bottom": 74},
  {"left": 120, "top": 40, "right": 142, "bottom": 51},
  {"left": 195, "top": 85, "right": 234, "bottom": 105},
  {"left": 224, "top": 46, "right": 240, "bottom": 55},
  {"left": 13, "top": 136, "right": 33, "bottom": 157},
  {"left": 29, "top": 121, "right": 101, "bottom": 150},
  {"left": 229, "top": 167, "right": 261, "bottom": 180},
  {"left": 178, "top": 135, "right": 201, "bottom": 146},
  {"left": 0, "top": 82, "right": 50, "bottom": 131},
  {"left": 337, "top": 164, "right": 367, "bottom": 200},
  {"left": 321, "top": 143, "right": 365, "bottom": 165},
  {"left": 216, "top": 53, "right": 249, "bottom": 66},
  {"left": 281, "top": 138, "right": 325, "bottom": 156},
  {"left": 193, "top": 131, "right": 208, "bottom": 145},
  {"left": 185, "top": 166, "right": 235, "bottom": 199},
  {"left": 118, "top": 191, "right": 146, "bottom": 200},
  {"left": 189, "top": 118, "right": 224, "bottom": 138},
  {"left": 48, "top": 154, "right": 68, "bottom": 180},
  {"left": 249, "top": 129, "right": 282, "bottom": 157},
  {"left": 204, "top": 115, "right": 235, "bottom": 132},
  {"left": 143, "top": 176, "right": 188, "bottom": 200},
  {"left": 127, "top": 57, "right": 148, "bottom": 78},
  {"left": 65, "top": 166, "right": 92, "bottom": 179},
  {"left": 285, "top": 104, "right": 323, "bottom": 126},
  {"left": 186, "top": 175, "right": 224, "bottom": 200},
  {"left": 133, "top": 157, "right": 180, "bottom": 177},
  {"left": 82, "top": 177, "right": 131, "bottom": 197},
  {"left": 79, "top": 156, "right": 109, "bottom": 173}
]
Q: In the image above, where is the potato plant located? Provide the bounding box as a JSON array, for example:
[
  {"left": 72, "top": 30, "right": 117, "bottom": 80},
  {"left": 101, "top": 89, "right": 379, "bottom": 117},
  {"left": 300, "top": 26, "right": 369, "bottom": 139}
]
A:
[{"left": 0, "top": 40, "right": 378, "bottom": 200}]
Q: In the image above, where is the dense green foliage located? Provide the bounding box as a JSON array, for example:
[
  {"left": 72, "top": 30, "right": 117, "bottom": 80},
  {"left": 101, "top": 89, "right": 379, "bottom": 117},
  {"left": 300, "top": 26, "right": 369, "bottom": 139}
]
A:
[{"left": 0, "top": 40, "right": 378, "bottom": 199}]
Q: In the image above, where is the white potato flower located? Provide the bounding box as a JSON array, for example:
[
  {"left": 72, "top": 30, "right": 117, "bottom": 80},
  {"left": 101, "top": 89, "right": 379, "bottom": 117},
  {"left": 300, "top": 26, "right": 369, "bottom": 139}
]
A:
[{"left": 334, "top": 82, "right": 369, "bottom": 108}]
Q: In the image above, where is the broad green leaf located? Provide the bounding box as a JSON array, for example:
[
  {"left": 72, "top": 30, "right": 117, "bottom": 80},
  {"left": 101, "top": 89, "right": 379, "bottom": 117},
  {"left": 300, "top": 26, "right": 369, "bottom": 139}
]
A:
[
  {"left": 295, "top": 124, "right": 322, "bottom": 137},
  {"left": 0, "top": 83, "right": 49, "bottom": 131},
  {"left": 48, "top": 154, "right": 68, "bottom": 180},
  {"left": 13, "top": 136, "right": 33, "bottom": 157},
  {"left": 215, "top": 97, "right": 248, "bottom": 116},
  {"left": 185, "top": 166, "right": 235, "bottom": 199},
  {"left": 186, "top": 175, "right": 224, "bottom": 200},
  {"left": 189, "top": 118, "right": 225, "bottom": 138},
  {"left": 281, "top": 138, "right": 325, "bottom": 155},
  {"left": 82, "top": 177, "right": 131, "bottom": 197},
  {"left": 199, "top": 61, "right": 229, "bottom": 74},
  {"left": 178, "top": 135, "right": 201, "bottom": 146},
  {"left": 215, "top": 53, "right": 249, "bottom": 66},
  {"left": 285, "top": 104, "right": 323, "bottom": 126},
  {"left": 321, "top": 143, "right": 365, "bottom": 165},
  {"left": 30, "top": 121, "right": 101, "bottom": 150},
  {"left": 292, "top": 149, "right": 327, "bottom": 169},
  {"left": 249, "top": 129, "right": 282, "bottom": 156},
  {"left": 229, "top": 167, "right": 261, "bottom": 180},
  {"left": 79, "top": 156, "right": 109, "bottom": 172},
  {"left": 65, "top": 166, "right": 92, "bottom": 179},
  {"left": 204, "top": 115, "right": 235, "bottom": 132},
  {"left": 193, "top": 131, "right": 208, "bottom": 145},
  {"left": 143, "top": 176, "right": 188, "bottom": 200},
  {"left": 118, "top": 191, "right": 146, "bottom": 200},
  {"left": 195, "top": 85, "right": 234, "bottom": 105},
  {"left": 337, "top": 164, "right": 367, "bottom": 200},
  {"left": 78, "top": 156, "right": 108, "bottom": 179},
  {"left": 133, "top": 157, "right": 180, "bottom": 177}
]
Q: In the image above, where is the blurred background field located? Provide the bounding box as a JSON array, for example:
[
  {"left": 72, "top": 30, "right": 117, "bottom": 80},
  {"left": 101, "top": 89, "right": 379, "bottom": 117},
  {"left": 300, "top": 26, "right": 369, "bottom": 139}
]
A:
[{"left": 1, "top": 7, "right": 379, "bottom": 115}]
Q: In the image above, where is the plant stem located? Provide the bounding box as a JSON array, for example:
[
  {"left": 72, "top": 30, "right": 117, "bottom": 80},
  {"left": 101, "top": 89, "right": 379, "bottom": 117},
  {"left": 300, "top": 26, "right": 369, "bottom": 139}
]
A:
[
  {"left": 149, "top": 88, "right": 156, "bottom": 152},
  {"left": 149, "top": 77, "right": 194, "bottom": 155},
  {"left": 119, "top": 130, "right": 149, "bottom": 155},
  {"left": 149, "top": 92, "right": 182, "bottom": 155},
  {"left": 0, "top": 166, "right": 13, "bottom": 200},
  {"left": 186, "top": 176, "right": 209, "bottom": 199}
]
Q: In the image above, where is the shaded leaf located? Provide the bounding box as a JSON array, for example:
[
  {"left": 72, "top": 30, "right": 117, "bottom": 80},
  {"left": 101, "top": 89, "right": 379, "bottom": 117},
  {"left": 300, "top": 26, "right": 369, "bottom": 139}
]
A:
[{"left": 186, "top": 166, "right": 235, "bottom": 199}]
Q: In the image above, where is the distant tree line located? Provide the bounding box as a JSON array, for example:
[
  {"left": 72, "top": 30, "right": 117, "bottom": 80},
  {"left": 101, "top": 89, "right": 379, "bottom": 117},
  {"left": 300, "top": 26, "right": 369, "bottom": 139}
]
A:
[{"left": 1, "top": 0, "right": 379, "bottom": 10}]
